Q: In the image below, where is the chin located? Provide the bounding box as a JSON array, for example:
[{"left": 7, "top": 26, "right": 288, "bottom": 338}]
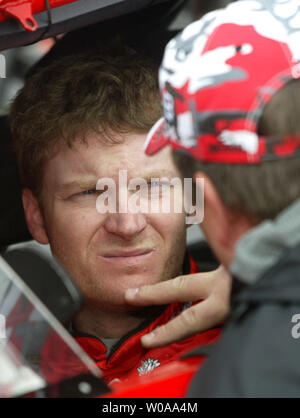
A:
[
  {"left": 120, "top": 273, "right": 160, "bottom": 290},
  {"left": 92, "top": 275, "right": 159, "bottom": 303}
]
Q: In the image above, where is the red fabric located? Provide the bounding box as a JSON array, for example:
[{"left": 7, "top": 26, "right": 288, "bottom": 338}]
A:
[
  {"left": 74, "top": 255, "right": 221, "bottom": 386},
  {"left": 145, "top": 5, "right": 300, "bottom": 164},
  {"left": 104, "top": 360, "right": 201, "bottom": 398}
]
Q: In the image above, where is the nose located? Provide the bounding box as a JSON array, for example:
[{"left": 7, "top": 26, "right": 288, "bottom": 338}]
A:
[{"left": 103, "top": 212, "right": 147, "bottom": 240}]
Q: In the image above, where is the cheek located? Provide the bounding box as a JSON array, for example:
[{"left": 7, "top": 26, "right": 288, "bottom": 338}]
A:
[
  {"left": 149, "top": 212, "right": 186, "bottom": 250},
  {"left": 150, "top": 212, "right": 187, "bottom": 280},
  {"left": 44, "top": 204, "right": 101, "bottom": 249}
]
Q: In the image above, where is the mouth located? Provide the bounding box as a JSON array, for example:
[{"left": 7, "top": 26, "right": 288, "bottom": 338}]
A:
[{"left": 100, "top": 248, "right": 154, "bottom": 263}]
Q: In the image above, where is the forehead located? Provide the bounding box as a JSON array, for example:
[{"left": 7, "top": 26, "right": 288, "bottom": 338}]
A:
[{"left": 44, "top": 132, "right": 180, "bottom": 187}]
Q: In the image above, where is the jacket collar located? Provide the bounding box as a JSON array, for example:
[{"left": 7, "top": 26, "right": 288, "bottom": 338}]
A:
[{"left": 74, "top": 301, "right": 185, "bottom": 368}]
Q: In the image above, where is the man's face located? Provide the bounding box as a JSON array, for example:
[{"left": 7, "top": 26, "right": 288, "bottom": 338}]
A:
[{"left": 35, "top": 133, "right": 186, "bottom": 313}]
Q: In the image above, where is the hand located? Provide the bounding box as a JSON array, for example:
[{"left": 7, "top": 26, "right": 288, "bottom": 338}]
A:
[{"left": 125, "top": 265, "right": 231, "bottom": 348}]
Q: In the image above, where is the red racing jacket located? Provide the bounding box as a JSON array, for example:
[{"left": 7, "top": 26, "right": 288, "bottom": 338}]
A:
[{"left": 73, "top": 254, "right": 221, "bottom": 387}]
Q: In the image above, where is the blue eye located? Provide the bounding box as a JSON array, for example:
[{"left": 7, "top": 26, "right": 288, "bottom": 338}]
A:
[
  {"left": 80, "top": 189, "right": 97, "bottom": 196},
  {"left": 71, "top": 186, "right": 109, "bottom": 199},
  {"left": 150, "top": 181, "right": 170, "bottom": 189},
  {"left": 69, "top": 188, "right": 100, "bottom": 201}
]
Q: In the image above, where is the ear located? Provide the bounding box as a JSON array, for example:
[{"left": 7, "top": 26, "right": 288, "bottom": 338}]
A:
[
  {"left": 193, "top": 171, "right": 232, "bottom": 250},
  {"left": 22, "top": 188, "right": 49, "bottom": 245}
]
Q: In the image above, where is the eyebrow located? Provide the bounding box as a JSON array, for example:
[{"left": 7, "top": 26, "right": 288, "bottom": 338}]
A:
[
  {"left": 58, "top": 179, "right": 97, "bottom": 193},
  {"left": 136, "top": 170, "right": 180, "bottom": 181},
  {"left": 58, "top": 170, "right": 180, "bottom": 192}
]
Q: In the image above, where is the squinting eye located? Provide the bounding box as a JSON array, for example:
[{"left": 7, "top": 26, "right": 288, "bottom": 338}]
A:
[
  {"left": 148, "top": 182, "right": 170, "bottom": 196},
  {"left": 150, "top": 182, "right": 161, "bottom": 188},
  {"left": 135, "top": 182, "right": 162, "bottom": 198},
  {"left": 72, "top": 189, "right": 98, "bottom": 199},
  {"left": 150, "top": 181, "right": 171, "bottom": 189},
  {"left": 81, "top": 189, "right": 97, "bottom": 196}
]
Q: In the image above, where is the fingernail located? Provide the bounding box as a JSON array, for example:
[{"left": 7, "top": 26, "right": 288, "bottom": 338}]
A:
[
  {"left": 141, "top": 332, "right": 155, "bottom": 344},
  {"left": 125, "top": 288, "right": 139, "bottom": 299}
]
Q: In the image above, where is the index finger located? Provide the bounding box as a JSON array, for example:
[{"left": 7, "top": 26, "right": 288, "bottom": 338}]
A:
[
  {"left": 140, "top": 299, "right": 220, "bottom": 348},
  {"left": 124, "top": 271, "right": 218, "bottom": 306}
]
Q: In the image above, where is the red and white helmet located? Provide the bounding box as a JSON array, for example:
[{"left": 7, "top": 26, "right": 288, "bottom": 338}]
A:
[{"left": 144, "top": 0, "right": 300, "bottom": 164}]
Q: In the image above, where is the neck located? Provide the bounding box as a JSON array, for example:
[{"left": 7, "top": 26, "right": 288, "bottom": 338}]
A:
[
  {"left": 230, "top": 198, "right": 300, "bottom": 284},
  {"left": 207, "top": 214, "right": 257, "bottom": 271},
  {"left": 72, "top": 304, "right": 163, "bottom": 340}
]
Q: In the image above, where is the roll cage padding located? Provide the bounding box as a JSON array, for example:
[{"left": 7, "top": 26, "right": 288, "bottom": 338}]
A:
[{"left": 0, "top": 0, "right": 186, "bottom": 51}]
